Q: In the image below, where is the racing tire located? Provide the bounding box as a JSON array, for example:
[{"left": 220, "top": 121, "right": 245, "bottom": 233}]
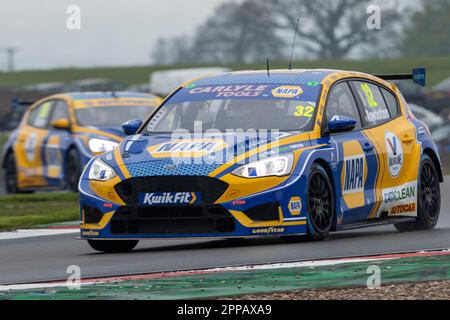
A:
[
  {"left": 87, "top": 240, "right": 139, "bottom": 253},
  {"left": 65, "top": 148, "right": 82, "bottom": 192},
  {"left": 305, "top": 163, "right": 334, "bottom": 240},
  {"left": 394, "top": 154, "right": 440, "bottom": 232},
  {"left": 4, "top": 152, "right": 33, "bottom": 194}
]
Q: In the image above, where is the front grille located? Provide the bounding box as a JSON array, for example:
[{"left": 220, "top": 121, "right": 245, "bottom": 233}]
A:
[
  {"left": 243, "top": 202, "right": 280, "bottom": 222},
  {"left": 83, "top": 206, "right": 103, "bottom": 224},
  {"left": 115, "top": 176, "right": 229, "bottom": 205},
  {"left": 110, "top": 205, "right": 235, "bottom": 235}
]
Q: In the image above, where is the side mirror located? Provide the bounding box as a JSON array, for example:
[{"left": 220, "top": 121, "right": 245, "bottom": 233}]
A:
[
  {"left": 51, "top": 118, "right": 70, "bottom": 130},
  {"left": 328, "top": 115, "right": 357, "bottom": 134},
  {"left": 122, "top": 119, "right": 142, "bottom": 135}
]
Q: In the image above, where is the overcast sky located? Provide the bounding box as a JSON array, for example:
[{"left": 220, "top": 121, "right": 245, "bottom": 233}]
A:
[{"left": 1, "top": 0, "right": 229, "bottom": 71}]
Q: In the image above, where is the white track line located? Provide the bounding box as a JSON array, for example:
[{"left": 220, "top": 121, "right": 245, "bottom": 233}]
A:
[{"left": 0, "top": 229, "right": 78, "bottom": 240}]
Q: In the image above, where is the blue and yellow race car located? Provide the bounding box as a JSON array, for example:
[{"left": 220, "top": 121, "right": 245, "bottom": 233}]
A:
[
  {"left": 2, "top": 92, "right": 161, "bottom": 193},
  {"left": 79, "top": 69, "right": 443, "bottom": 253}
]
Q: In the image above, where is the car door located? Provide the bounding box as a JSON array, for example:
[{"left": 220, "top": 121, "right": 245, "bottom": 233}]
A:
[
  {"left": 351, "top": 80, "right": 421, "bottom": 219},
  {"left": 14, "top": 100, "right": 54, "bottom": 188},
  {"left": 44, "top": 99, "right": 72, "bottom": 185},
  {"left": 324, "top": 82, "right": 379, "bottom": 224}
]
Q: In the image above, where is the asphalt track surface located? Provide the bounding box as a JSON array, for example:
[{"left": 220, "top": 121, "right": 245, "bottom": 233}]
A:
[{"left": 1, "top": 178, "right": 450, "bottom": 285}]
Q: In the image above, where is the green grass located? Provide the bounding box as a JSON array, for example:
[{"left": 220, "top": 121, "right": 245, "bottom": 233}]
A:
[
  {"left": 1, "top": 55, "right": 450, "bottom": 87},
  {"left": 0, "top": 192, "right": 79, "bottom": 231}
]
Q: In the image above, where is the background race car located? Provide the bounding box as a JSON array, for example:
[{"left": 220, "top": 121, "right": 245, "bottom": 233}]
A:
[
  {"left": 1, "top": 92, "right": 161, "bottom": 193},
  {"left": 78, "top": 69, "right": 443, "bottom": 253}
]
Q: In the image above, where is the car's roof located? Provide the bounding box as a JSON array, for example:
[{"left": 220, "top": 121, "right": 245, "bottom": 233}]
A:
[
  {"left": 62, "top": 91, "right": 158, "bottom": 101},
  {"left": 31, "top": 91, "right": 162, "bottom": 110},
  {"left": 184, "top": 69, "right": 371, "bottom": 87}
]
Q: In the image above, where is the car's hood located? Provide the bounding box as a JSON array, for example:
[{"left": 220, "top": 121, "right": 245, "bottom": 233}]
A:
[
  {"left": 102, "top": 131, "right": 312, "bottom": 177},
  {"left": 79, "top": 126, "right": 127, "bottom": 141}
]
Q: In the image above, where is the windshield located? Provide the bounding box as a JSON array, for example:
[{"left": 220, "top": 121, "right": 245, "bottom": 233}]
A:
[
  {"left": 145, "top": 83, "right": 322, "bottom": 132},
  {"left": 76, "top": 106, "right": 155, "bottom": 127}
]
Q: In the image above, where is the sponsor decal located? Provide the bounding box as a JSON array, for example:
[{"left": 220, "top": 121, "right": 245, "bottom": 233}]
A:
[
  {"left": 251, "top": 227, "right": 285, "bottom": 234},
  {"left": 188, "top": 85, "right": 268, "bottom": 98},
  {"left": 383, "top": 184, "right": 416, "bottom": 204},
  {"left": 288, "top": 196, "right": 302, "bottom": 215},
  {"left": 342, "top": 154, "right": 365, "bottom": 194},
  {"left": 385, "top": 131, "right": 403, "bottom": 177},
  {"left": 288, "top": 143, "right": 304, "bottom": 150},
  {"left": 417, "top": 125, "right": 426, "bottom": 135},
  {"left": 232, "top": 199, "right": 246, "bottom": 205},
  {"left": 148, "top": 139, "right": 227, "bottom": 158},
  {"left": 82, "top": 230, "right": 99, "bottom": 236},
  {"left": 380, "top": 181, "right": 417, "bottom": 217},
  {"left": 364, "top": 108, "right": 390, "bottom": 123},
  {"left": 390, "top": 203, "right": 416, "bottom": 215},
  {"left": 138, "top": 192, "right": 201, "bottom": 205},
  {"left": 271, "top": 86, "right": 303, "bottom": 98}
]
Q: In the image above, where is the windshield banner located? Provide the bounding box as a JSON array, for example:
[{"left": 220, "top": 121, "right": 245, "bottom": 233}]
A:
[{"left": 169, "top": 83, "right": 322, "bottom": 103}]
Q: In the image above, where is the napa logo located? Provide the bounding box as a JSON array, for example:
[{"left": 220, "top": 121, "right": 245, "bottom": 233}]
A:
[
  {"left": 138, "top": 192, "right": 200, "bottom": 205},
  {"left": 271, "top": 86, "right": 303, "bottom": 98},
  {"left": 342, "top": 154, "right": 365, "bottom": 194},
  {"left": 148, "top": 138, "right": 227, "bottom": 158},
  {"left": 385, "top": 131, "right": 403, "bottom": 177},
  {"left": 288, "top": 196, "right": 302, "bottom": 215}
]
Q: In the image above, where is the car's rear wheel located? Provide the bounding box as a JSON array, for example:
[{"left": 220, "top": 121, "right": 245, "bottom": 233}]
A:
[
  {"left": 394, "top": 154, "right": 440, "bottom": 232},
  {"left": 65, "top": 148, "right": 82, "bottom": 192},
  {"left": 87, "top": 240, "right": 139, "bottom": 253},
  {"left": 306, "top": 163, "right": 334, "bottom": 240}
]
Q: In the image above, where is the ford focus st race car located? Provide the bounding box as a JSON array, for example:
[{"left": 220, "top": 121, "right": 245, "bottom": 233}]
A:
[
  {"left": 79, "top": 69, "right": 443, "bottom": 253},
  {"left": 2, "top": 92, "right": 161, "bottom": 193}
]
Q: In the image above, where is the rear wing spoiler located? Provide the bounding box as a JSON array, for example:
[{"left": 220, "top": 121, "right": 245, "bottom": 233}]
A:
[
  {"left": 374, "top": 68, "right": 426, "bottom": 87},
  {"left": 10, "top": 98, "right": 36, "bottom": 110}
]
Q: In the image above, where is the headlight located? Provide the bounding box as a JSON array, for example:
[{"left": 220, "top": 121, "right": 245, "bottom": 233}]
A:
[
  {"left": 232, "top": 153, "right": 294, "bottom": 178},
  {"left": 88, "top": 138, "right": 119, "bottom": 153},
  {"left": 88, "top": 158, "right": 117, "bottom": 181}
]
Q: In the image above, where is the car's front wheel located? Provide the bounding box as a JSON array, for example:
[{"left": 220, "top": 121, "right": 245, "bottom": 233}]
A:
[
  {"left": 4, "top": 152, "right": 19, "bottom": 194},
  {"left": 394, "top": 154, "right": 440, "bottom": 232},
  {"left": 87, "top": 240, "right": 139, "bottom": 253},
  {"left": 4, "top": 152, "right": 33, "bottom": 194},
  {"left": 306, "top": 163, "right": 334, "bottom": 240},
  {"left": 65, "top": 148, "right": 82, "bottom": 192}
]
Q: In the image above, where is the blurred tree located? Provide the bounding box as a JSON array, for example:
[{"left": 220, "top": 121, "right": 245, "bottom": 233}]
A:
[
  {"left": 258, "top": 0, "right": 401, "bottom": 59},
  {"left": 190, "top": 1, "right": 285, "bottom": 64},
  {"left": 400, "top": 0, "right": 450, "bottom": 56},
  {"left": 150, "top": 0, "right": 410, "bottom": 65},
  {"left": 151, "top": 37, "right": 193, "bottom": 65},
  {"left": 151, "top": 38, "right": 171, "bottom": 65}
]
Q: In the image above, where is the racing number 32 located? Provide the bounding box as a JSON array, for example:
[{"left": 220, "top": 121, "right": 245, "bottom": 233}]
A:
[{"left": 294, "top": 105, "right": 314, "bottom": 117}]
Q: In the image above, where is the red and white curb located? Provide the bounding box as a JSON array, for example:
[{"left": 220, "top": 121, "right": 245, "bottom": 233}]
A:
[{"left": 1, "top": 249, "right": 449, "bottom": 292}]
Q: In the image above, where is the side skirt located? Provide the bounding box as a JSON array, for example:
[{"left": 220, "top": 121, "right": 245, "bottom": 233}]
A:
[{"left": 341, "top": 217, "right": 416, "bottom": 231}]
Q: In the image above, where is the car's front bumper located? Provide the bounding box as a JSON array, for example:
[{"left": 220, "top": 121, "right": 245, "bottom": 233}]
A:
[{"left": 78, "top": 174, "right": 309, "bottom": 239}]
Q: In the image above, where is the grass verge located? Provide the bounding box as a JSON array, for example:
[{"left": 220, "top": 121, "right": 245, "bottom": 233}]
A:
[
  {"left": 1, "top": 55, "right": 450, "bottom": 87},
  {"left": 0, "top": 192, "right": 79, "bottom": 231}
]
